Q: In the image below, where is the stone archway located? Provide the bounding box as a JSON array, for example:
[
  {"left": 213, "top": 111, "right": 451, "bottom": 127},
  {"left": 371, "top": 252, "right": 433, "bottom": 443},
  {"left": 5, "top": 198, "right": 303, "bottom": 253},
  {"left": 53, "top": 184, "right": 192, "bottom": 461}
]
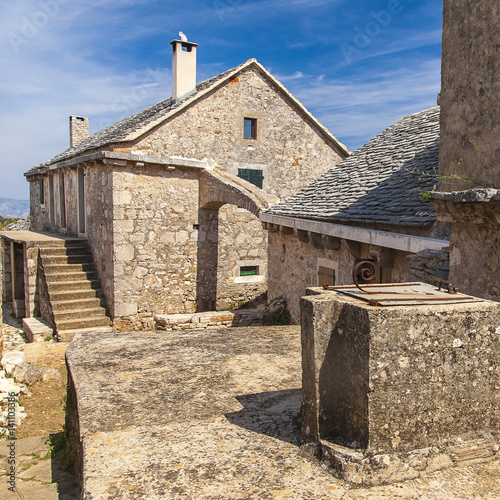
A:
[{"left": 196, "top": 168, "right": 278, "bottom": 311}]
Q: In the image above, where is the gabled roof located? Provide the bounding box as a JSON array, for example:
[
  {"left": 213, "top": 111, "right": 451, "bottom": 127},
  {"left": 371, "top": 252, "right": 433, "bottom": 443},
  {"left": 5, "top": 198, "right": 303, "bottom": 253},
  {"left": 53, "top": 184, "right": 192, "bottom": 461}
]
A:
[
  {"left": 27, "top": 59, "right": 349, "bottom": 173},
  {"left": 266, "top": 106, "right": 440, "bottom": 227}
]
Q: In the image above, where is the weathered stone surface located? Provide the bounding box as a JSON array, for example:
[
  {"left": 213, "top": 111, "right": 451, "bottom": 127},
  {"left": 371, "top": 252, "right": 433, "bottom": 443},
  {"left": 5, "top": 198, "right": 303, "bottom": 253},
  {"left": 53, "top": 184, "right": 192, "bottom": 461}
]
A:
[
  {"left": 406, "top": 248, "right": 450, "bottom": 285},
  {"left": 439, "top": 1, "right": 500, "bottom": 191},
  {"left": 300, "top": 287, "right": 500, "bottom": 484},
  {"left": 1, "top": 351, "right": 25, "bottom": 374},
  {"left": 12, "top": 362, "right": 43, "bottom": 386},
  {"left": 64, "top": 326, "right": 500, "bottom": 498},
  {"left": 22, "top": 317, "right": 53, "bottom": 343},
  {"left": 65, "top": 327, "right": 343, "bottom": 498}
]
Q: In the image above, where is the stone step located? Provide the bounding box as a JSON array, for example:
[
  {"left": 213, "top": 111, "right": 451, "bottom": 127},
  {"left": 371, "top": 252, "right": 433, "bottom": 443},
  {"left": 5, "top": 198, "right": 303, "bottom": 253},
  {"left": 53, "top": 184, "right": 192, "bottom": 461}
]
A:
[
  {"left": 41, "top": 254, "right": 94, "bottom": 265},
  {"left": 44, "top": 271, "right": 99, "bottom": 282},
  {"left": 40, "top": 245, "right": 90, "bottom": 257},
  {"left": 46, "top": 279, "right": 102, "bottom": 292},
  {"left": 51, "top": 297, "right": 105, "bottom": 312},
  {"left": 56, "top": 316, "right": 111, "bottom": 334},
  {"left": 43, "top": 263, "right": 95, "bottom": 274},
  {"left": 54, "top": 307, "right": 108, "bottom": 322},
  {"left": 22, "top": 317, "right": 54, "bottom": 342},
  {"left": 57, "top": 326, "right": 114, "bottom": 343},
  {"left": 49, "top": 289, "right": 105, "bottom": 301}
]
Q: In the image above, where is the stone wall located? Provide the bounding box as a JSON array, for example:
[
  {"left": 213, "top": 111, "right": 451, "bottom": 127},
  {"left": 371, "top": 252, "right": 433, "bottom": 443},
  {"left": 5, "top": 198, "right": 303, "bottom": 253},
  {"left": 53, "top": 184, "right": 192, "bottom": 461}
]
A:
[
  {"left": 127, "top": 67, "right": 344, "bottom": 311},
  {"left": 85, "top": 164, "right": 115, "bottom": 314},
  {"left": 406, "top": 248, "right": 450, "bottom": 285},
  {"left": 268, "top": 230, "right": 411, "bottom": 323},
  {"left": 216, "top": 206, "right": 267, "bottom": 309},
  {"left": 439, "top": 0, "right": 500, "bottom": 190},
  {"left": 111, "top": 164, "right": 200, "bottom": 330}
]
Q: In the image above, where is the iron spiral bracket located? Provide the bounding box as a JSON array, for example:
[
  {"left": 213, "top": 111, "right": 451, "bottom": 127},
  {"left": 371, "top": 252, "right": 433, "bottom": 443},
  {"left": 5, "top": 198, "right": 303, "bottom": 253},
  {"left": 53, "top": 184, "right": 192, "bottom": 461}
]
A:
[{"left": 352, "top": 260, "right": 379, "bottom": 293}]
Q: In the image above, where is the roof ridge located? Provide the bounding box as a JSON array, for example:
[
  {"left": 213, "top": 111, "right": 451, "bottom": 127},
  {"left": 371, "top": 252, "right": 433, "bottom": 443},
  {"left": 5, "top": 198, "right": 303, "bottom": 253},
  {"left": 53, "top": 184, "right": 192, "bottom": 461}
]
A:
[
  {"left": 396, "top": 105, "right": 440, "bottom": 123},
  {"left": 28, "top": 57, "right": 349, "bottom": 172}
]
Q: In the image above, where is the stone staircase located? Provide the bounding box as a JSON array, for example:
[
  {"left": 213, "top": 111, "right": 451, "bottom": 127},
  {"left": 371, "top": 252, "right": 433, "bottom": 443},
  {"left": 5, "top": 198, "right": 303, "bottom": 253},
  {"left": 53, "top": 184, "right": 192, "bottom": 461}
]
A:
[{"left": 39, "top": 240, "right": 112, "bottom": 342}]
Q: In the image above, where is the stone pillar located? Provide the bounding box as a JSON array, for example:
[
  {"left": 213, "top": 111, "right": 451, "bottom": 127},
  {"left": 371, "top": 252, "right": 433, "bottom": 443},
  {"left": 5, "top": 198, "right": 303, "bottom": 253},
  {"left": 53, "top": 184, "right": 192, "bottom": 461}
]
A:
[
  {"left": 301, "top": 288, "right": 500, "bottom": 450},
  {"left": 1, "top": 238, "right": 12, "bottom": 303},
  {"left": 434, "top": 0, "right": 500, "bottom": 301},
  {"left": 25, "top": 244, "right": 39, "bottom": 318}
]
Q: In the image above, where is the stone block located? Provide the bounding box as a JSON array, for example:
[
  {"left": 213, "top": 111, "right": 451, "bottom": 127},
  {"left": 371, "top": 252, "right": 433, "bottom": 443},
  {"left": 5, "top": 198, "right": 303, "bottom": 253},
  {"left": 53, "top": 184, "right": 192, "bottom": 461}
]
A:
[
  {"left": 13, "top": 362, "right": 43, "bottom": 385},
  {"left": 114, "top": 302, "right": 138, "bottom": 317},
  {"left": 23, "top": 317, "right": 53, "bottom": 342},
  {"left": 1, "top": 351, "right": 25, "bottom": 375},
  {"left": 301, "top": 286, "right": 500, "bottom": 454},
  {"left": 210, "top": 313, "right": 234, "bottom": 322}
]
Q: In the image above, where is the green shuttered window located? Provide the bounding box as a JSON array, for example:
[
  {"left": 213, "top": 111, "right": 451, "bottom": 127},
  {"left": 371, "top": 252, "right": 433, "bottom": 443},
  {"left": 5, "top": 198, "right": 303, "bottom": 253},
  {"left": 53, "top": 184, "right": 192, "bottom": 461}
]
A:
[{"left": 238, "top": 168, "right": 263, "bottom": 189}]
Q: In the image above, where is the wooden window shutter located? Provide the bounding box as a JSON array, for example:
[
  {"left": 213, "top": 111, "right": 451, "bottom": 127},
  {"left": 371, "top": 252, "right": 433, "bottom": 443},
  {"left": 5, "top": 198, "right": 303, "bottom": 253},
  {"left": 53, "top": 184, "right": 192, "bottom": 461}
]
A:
[{"left": 318, "top": 266, "right": 336, "bottom": 287}]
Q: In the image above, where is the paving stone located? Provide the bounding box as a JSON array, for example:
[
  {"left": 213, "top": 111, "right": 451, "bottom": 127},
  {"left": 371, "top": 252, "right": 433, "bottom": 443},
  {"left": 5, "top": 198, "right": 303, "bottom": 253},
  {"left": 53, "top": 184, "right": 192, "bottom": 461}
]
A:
[{"left": 64, "top": 326, "right": 500, "bottom": 499}]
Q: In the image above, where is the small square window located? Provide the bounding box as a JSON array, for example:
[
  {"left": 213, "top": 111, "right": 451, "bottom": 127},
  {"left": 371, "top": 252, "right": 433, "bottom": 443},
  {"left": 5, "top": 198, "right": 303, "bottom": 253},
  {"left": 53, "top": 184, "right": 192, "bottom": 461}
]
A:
[
  {"left": 243, "top": 118, "right": 257, "bottom": 139},
  {"left": 240, "top": 265, "right": 258, "bottom": 276}
]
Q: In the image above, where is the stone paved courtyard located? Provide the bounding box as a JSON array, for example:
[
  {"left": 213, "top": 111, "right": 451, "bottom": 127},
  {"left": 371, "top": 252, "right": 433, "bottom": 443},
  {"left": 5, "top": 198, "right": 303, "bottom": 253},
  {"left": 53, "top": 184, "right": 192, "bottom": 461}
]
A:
[{"left": 66, "top": 326, "right": 500, "bottom": 499}]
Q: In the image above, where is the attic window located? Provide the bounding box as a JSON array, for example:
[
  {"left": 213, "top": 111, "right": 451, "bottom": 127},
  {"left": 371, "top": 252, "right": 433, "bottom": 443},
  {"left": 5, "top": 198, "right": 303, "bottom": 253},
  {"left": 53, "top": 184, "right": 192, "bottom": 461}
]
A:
[{"left": 243, "top": 118, "right": 257, "bottom": 139}]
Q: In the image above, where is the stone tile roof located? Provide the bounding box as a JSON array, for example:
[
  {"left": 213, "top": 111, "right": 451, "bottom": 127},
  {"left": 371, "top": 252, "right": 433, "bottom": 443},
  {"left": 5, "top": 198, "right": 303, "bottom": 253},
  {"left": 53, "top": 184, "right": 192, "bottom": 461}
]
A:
[
  {"left": 28, "top": 59, "right": 349, "bottom": 173},
  {"left": 267, "top": 106, "right": 440, "bottom": 226},
  {"left": 29, "top": 64, "right": 244, "bottom": 172}
]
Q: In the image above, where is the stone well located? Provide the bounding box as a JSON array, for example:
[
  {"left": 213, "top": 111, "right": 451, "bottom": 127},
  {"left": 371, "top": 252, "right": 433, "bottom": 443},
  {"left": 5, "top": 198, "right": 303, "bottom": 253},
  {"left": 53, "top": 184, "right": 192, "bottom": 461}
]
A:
[{"left": 300, "top": 284, "right": 500, "bottom": 485}]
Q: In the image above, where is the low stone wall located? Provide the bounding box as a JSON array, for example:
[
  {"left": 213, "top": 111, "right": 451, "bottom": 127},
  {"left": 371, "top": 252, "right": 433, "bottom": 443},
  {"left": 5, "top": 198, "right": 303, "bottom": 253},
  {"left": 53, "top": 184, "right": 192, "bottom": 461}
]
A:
[{"left": 155, "top": 309, "right": 263, "bottom": 330}]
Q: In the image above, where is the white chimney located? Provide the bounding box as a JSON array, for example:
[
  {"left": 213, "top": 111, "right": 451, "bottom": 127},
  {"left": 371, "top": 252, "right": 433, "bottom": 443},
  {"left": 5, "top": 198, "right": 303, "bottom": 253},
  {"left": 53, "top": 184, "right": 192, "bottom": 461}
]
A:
[
  {"left": 170, "top": 35, "right": 198, "bottom": 102},
  {"left": 69, "top": 116, "right": 89, "bottom": 148}
]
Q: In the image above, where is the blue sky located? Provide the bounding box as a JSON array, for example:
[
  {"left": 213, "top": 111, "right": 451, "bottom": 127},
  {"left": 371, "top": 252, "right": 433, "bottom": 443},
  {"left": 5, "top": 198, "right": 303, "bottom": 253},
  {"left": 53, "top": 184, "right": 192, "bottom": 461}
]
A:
[{"left": 1, "top": 0, "right": 443, "bottom": 200}]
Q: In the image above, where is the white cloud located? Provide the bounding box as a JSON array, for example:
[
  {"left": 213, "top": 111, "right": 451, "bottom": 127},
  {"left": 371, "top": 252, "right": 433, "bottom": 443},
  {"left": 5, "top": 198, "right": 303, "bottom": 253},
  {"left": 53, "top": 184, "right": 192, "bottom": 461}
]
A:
[{"left": 284, "top": 58, "right": 441, "bottom": 150}]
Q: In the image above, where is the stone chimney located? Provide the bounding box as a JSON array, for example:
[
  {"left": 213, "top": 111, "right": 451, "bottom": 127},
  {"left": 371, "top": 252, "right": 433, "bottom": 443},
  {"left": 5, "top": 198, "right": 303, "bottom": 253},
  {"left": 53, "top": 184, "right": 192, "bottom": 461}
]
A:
[
  {"left": 170, "top": 35, "right": 198, "bottom": 102},
  {"left": 69, "top": 116, "right": 89, "bottom": 148}
]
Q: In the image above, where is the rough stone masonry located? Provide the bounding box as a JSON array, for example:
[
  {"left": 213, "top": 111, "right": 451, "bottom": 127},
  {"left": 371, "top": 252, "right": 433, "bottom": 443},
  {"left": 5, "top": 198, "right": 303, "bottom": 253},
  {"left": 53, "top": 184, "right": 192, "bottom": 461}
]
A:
[{"left": 300, "top": 286, "right": 500, "bottom": 485}]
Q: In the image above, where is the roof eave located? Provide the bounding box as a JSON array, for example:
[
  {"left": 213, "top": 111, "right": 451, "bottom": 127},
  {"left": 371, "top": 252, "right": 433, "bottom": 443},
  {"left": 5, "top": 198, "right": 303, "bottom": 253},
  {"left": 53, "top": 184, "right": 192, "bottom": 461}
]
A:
[{"left": 25, "top": 152, "right": 208, "bottom": 177}]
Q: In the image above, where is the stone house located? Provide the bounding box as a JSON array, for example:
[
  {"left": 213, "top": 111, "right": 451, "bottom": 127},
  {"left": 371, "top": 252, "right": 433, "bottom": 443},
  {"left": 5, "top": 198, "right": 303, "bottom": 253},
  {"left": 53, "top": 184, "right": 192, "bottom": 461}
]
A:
[
  {"left": 17, "top": 37, "right": 349, "bottom": 333},
  {"left": 261, "top": 106, "right": 451, "bottom": 321}
]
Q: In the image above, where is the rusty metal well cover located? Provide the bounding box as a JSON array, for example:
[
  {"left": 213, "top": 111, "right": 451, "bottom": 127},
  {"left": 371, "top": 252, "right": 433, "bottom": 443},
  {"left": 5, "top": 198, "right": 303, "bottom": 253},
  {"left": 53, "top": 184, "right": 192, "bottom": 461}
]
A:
[{"left": 326, "top": 282, "right": 484, "bottom": 307}]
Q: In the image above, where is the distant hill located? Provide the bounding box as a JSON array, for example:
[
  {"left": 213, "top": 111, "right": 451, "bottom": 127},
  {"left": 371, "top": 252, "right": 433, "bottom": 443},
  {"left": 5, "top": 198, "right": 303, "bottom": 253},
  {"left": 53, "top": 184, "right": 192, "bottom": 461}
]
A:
[{"left": 0, "top": 198, "right": 30, "bottom": 218}]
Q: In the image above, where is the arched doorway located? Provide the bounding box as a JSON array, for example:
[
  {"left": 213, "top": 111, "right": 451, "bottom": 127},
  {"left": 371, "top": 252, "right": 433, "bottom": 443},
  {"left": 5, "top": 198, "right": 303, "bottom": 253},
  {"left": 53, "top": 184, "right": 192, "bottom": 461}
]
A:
[{"left": 196, "top": 168, "right": 278, "bottom": 312}]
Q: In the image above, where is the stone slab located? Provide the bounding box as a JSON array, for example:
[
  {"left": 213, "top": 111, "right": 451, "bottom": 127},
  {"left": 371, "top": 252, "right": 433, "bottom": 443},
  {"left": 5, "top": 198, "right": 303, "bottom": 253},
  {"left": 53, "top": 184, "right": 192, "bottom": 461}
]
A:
[
  {"left": 65, "top": 327, "right": 345, "bottom": 499},
  {"left": 23, "top": 317, "right": 53, "bottom": 342},
  {"left": 155, "top": 309, "right": 263, "bottom": 329},
  {"left": 64, "top": 326, "right": 500, "bottom": 499}
]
